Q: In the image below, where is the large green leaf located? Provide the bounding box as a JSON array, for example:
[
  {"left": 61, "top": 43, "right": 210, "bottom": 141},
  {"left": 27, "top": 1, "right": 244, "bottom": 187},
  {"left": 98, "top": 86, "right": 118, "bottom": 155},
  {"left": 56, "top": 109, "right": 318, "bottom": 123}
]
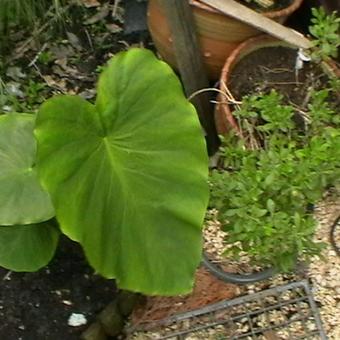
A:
[
  {"left": 0, "top": 113, "right": 54, "bottom": 225},
  {"left": 35, "top": 49, "right": 209, "bottom": 295},
  {"left": 0, "top": 221, "right": 59, "bottom": 271}
]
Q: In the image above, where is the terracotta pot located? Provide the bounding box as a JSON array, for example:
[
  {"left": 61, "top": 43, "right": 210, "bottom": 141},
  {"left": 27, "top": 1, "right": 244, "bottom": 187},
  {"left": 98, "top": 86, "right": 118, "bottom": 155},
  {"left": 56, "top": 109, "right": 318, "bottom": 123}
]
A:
[
  {"left": 147, "top": 0, "right": 304, "bottom": 80},
  {"left": 215, "top": 34, "right": 340, "bottom": 134}
]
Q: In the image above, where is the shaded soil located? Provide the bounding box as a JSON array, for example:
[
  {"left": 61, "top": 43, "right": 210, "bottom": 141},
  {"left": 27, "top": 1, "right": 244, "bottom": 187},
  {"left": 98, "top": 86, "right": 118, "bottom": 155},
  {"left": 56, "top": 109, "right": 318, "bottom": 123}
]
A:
[
  {"left": 129, "top": 267, "right": 239, "bottom": 332},
  {"left": 229, "top": 46, "right": 338, "bottom": 110},
  {"left": 0, "top": 0, "right": 152, "bottom": 113},
  {"left": 238, "top": 0, "right": 292, "bottom": 12},
  {"left": 0, "top": 237, "right": 117, "bottom": 340}
]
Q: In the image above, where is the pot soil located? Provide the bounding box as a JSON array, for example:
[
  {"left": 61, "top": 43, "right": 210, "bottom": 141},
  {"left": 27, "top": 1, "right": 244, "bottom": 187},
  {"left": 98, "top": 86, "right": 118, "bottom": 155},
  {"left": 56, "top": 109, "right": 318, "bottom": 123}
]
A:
[
  {"left": 240, "top": 0, "right": 293, "bottom": 12},
  {"left": 215, "top": 35, "right": 340, "bottom": 133},
  {"left": 0, "top": 237, "right": 117, "bottom": 340},
  {"left": 147, "top": 0, "right": 303, "bottom": 79}
]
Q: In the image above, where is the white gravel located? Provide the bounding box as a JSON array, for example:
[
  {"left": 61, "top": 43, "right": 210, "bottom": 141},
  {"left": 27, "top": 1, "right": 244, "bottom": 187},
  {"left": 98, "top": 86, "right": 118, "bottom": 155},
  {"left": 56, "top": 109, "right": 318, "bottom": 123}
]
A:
[
  {"left": 131, "top": 191, "right": 340, "bottom": 339},
  {"left": 308, "top": 193, "right": 340, "bottom": 339},
  {"left": 67, "top": 312, "right": 87, "bottom": 327},
  {"left": 235, "top": 191, "right": 340, "bottom": 339}
]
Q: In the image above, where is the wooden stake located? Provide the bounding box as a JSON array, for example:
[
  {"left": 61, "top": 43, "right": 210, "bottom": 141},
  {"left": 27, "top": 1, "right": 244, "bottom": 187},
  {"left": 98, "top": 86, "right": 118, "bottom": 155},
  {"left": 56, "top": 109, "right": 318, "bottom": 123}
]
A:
[
  {"left": 200, "top": 0, "right": 312, "bottom": 49},
  {"left": 159, "top": 0, "right": 220, "bottom": 155}
]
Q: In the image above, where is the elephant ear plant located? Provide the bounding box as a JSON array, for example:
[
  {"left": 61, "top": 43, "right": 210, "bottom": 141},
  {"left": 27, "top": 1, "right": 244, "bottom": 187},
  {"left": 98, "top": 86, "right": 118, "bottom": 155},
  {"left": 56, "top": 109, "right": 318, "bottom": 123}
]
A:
[
  {"left": 0, "top": 113, "right": 58, "bottom": 271},
  {"left": 0, "top": 49, "right": 210, "bottom": 295}
]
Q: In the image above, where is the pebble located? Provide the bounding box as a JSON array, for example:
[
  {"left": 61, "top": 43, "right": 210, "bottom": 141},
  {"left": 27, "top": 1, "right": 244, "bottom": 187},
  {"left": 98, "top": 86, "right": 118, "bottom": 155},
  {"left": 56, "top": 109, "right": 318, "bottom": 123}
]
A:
[
  {"left": 67, "top": 313, "right": 87, "bottom": 327},
  {"left": 62, "top": 300, "right": 73, "bottom": 306}
]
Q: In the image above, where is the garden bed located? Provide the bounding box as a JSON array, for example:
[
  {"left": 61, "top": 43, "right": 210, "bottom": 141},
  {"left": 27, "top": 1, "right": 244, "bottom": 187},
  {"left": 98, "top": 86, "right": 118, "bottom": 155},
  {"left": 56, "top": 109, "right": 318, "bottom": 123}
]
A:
[
  {"left": 0, "top": 237, "right": 117, "bottom": 339},
  {"left": 0, "top": 0, "right": 152, "bottom": 113},
  {"left": 0, "top": 1, "right": 149, "bottom": 339},
  {"left": 0, "top": 1, "right": 339, "bottom": 339},
  {"left": 129, "top": 191, "right": 340, "bottom": 339}
]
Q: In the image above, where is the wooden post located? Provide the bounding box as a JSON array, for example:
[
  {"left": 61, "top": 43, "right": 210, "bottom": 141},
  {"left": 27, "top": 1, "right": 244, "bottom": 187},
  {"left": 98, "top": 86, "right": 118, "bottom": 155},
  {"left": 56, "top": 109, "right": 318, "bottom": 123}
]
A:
[{"left": 158, "top": 0, "right": 220, "bottom": 155}]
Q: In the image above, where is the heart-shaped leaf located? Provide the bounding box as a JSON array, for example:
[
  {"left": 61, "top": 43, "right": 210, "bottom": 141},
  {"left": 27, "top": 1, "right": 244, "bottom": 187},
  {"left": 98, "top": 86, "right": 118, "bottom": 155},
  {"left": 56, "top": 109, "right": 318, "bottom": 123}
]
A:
[
  {"left": 0, "top": 114, "right": 54, "bottom": 225},
  {"left": 0, "top": 221, "right": 59, "bottom": 271},
  {"left": 35, "top": 49, "right": 209, "bottom": 295}
]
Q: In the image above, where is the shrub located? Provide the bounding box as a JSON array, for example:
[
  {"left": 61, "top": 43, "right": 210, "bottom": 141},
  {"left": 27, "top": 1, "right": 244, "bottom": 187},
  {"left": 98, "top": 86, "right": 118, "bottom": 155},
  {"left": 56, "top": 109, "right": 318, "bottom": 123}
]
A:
[{"left": 209, "top": 88, "right": 339, "bottom": 271}]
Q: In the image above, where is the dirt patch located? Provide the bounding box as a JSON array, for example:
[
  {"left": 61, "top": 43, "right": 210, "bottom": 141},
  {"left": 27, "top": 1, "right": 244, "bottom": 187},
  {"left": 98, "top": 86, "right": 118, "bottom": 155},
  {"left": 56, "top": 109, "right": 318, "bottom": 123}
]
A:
[
  {"left": 0, "top": 237, "right": 117, "bottom": 340},
  {"left": 129, "top": 267, "right": 239, "bottom": 331}
]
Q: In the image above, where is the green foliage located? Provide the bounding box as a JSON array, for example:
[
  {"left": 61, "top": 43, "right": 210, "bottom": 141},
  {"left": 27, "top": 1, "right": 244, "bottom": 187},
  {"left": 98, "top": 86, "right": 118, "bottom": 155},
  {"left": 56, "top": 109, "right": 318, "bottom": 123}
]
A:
[
  {"left": 0, "top": 0, "right": 62, "bottom": 30},
  {"left": 0, "top": 222, "right": 59, "bottom": 271},
  {"left": 25, "top": 81, "right": 47, "bottom": 108},
  {"left": 0, "top": 49, "right": 209, "bottom": 295},
  {"left": 0, "top": 0, "right": 65, "bottom": 52},
  {"left": 0, "top": 113, "right": 58, "bottom": 271},
  {"left": 38, "top": 51, "right": 55, "bottom": 65},
  {"left": 309, "top": 7, "right": 340, "bottom": 61},
  {"left": 209, "top": 87, "right": 339, "bottom": 271},
  {"left": 0, "top": 114, "right": 54, "bottom": 225},
  {"left": 0, "top": 79, "right": 48, "bottom": 113}
]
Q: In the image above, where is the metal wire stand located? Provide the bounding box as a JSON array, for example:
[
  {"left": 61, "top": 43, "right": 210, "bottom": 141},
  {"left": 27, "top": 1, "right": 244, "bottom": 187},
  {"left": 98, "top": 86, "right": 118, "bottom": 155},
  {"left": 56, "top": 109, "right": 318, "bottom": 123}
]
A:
[{"left": 139, "top": 280, "right": 327, "bottom": 339}]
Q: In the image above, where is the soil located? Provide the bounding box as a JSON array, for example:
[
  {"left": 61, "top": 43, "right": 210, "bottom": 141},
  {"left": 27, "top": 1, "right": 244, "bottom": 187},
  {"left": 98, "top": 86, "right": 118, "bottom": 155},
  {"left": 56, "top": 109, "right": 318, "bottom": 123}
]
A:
[
  {"left": 228, "top": 46, "right": 338, "bottom": 110},
  {"left": 0, "top": 236, "right": 117, "bottom": 340},
  {"left": 237, "top": 0, "right": 293, "bottom": 12},
  {"left": 128, "top": 267, "right": 239, "bottom": 333}
]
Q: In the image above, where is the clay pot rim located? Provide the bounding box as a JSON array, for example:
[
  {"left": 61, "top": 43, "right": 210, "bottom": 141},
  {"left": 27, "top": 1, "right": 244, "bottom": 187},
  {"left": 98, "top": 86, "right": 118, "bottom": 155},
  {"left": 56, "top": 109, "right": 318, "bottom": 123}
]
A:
[
  {"left": 217, "top": 34, "right": 340, "bottom": 133},
  {"left": 191, "top": 0, "right": 304, "bottom": 19}
]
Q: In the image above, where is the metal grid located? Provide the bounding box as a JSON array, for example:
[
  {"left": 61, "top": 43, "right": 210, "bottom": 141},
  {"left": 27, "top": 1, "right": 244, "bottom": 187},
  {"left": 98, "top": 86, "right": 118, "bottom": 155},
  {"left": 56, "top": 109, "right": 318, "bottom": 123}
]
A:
[{"left": 142, "top": 281, "right": 327, "bottom": 339}]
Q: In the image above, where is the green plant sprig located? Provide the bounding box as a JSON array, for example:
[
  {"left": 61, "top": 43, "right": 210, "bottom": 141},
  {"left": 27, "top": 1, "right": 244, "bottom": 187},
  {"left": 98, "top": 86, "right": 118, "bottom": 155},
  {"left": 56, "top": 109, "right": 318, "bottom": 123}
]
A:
[
  {"left": 209, "top": 86, "right": 340, "bottom": 271},
  {"left": 309, "top": 7, "right": 340, "bottom": 62}
]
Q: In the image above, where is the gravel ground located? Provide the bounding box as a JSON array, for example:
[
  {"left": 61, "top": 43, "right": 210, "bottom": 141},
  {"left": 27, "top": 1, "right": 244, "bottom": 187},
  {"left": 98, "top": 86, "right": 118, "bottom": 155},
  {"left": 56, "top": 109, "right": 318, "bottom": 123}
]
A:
[
  {"left": 131, "top": 191, "right": 340, "bottom": 339},
  {"left": 204, "top": 191, "right": 340, "bottom": 339},
  {"left": 308, "top": 193, "right": 340, "bottom": 339}
]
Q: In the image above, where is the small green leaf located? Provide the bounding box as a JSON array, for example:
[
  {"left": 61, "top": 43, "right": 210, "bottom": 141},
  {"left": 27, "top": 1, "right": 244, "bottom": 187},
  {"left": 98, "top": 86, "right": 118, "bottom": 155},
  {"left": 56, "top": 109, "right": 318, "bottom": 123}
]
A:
[
  {"left": 254, "top": 208, "right": 267, "bottom": 218},
  {"left": 224, "top": 209, "right": 239, "bottom": 217},
  {"left": 266, "top": 199, "right": 275, "bottom": 214},
  {"left": 294, "top": 212, "right": 301, "bottom": 227},
  {"left": 264, "top": 173, "right": 275, "bottom": 186},
  {"left": 0, "top": 221, "right": 59, "bottom": 271}
]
